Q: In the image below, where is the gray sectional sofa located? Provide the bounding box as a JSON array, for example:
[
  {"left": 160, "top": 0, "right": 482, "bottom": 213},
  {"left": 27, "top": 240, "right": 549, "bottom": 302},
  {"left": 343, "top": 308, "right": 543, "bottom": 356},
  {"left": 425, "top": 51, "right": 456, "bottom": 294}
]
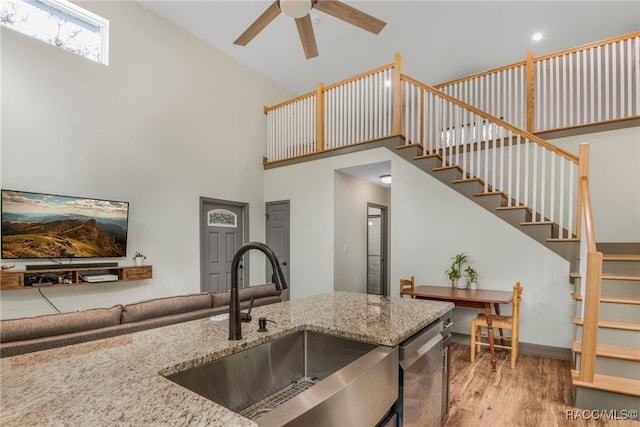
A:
[{"left": 0, "top": 284, "right": 282, "bottom": 357}]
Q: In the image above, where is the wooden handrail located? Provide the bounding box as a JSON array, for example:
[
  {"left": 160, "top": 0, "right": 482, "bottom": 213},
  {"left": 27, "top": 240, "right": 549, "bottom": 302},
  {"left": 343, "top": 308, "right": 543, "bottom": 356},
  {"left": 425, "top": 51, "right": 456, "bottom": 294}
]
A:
[
  {"left": 264, "top": 90, "right": 316, "bottom": 113},
  {"left": 533, "top": 31, "right": 639, "bottom": 63},
  {"left": 580, "top": 177, "right": 597, "bottom": 253},
  {"left": 323, "top": 62, "right": 394, "bottom": 91},
  {"left": 401, "top": 74, "right": 579, "bottom": 163},
  {"left": 433, "top": 60, "right": 527, "bottom": 89},
  {"left": 434, "top": 31, "right": 639, "bottom": 89},
  {"left": 578, "top": 167, "right": 603, "bottom": 383},
  {"left": 575, "top": 144, "right": 590, "bottom": 241}
]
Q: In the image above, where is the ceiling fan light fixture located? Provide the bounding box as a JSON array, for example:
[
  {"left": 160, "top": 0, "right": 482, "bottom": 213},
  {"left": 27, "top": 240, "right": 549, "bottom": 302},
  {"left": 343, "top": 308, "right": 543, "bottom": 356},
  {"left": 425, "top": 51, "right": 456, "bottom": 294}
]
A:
[{"left": 279, "top": 0, "right": 313, "bottom": 19}]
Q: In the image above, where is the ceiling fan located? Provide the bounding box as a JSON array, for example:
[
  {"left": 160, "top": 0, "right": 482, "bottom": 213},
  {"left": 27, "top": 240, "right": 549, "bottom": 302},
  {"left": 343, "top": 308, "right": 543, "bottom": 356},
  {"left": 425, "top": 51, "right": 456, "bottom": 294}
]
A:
[{"left": 234, "top": 0, "right": 386, "bottom": 59}]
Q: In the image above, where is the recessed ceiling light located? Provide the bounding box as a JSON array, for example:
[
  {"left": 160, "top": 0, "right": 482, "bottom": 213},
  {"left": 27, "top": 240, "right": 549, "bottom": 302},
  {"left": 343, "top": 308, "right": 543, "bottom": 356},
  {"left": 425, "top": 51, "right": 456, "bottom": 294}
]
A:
[{"left": 532, "top": 32, "right": 543, "bottom": 41}]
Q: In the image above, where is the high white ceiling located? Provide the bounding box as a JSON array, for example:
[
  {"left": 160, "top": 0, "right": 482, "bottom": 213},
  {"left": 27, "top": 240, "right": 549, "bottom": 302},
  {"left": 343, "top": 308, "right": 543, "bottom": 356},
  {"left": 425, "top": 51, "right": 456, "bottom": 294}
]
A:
[{"left": 138, "top": 1, "right": 639, "bottom": 95}]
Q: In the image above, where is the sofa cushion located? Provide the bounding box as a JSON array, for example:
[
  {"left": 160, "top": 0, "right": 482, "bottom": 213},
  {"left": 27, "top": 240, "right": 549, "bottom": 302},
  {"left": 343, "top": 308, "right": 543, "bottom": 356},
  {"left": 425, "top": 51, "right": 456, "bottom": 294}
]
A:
[
  {"left": 212, "top": 283, "right": 281, "bottom": 307},
  {"left": 0, "top": 305, "right": 123, "bottom": 343},
  {"left": 121, "top": 293, "right": 212, "bottom": 324}
]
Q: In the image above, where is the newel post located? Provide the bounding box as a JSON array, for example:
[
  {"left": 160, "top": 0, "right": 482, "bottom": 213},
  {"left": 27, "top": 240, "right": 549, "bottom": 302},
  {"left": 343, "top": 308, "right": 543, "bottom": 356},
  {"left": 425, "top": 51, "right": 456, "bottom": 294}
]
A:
[
  {"left": 526, "top": 51, "right": 536, "bottom": 133},
  {"left": 575, "top": 143, "right": 590, "bottom": 241},
  {"left": 316, "top": 82, "right": 325, "bottom": 152},
  {"left": 393, "top": 53, "right": 403, "bottom": 135}
]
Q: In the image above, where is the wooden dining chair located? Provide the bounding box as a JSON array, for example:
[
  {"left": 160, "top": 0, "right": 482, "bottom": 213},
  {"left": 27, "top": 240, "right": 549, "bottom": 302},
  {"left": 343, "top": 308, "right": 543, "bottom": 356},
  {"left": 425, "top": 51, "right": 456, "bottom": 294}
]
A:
[
  {"left": 470, "top": 282, "right": 523, "bottom": 369},
  {"left": 399, "top": 276, "right": 415, "bottom": 298}
]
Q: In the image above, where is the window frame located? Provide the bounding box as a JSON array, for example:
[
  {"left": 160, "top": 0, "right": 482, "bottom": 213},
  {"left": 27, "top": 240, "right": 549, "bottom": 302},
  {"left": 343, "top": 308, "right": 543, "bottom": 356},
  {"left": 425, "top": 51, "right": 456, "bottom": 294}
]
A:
[{"left": 2, "top": 0, "right": 110, "bottom": 65}]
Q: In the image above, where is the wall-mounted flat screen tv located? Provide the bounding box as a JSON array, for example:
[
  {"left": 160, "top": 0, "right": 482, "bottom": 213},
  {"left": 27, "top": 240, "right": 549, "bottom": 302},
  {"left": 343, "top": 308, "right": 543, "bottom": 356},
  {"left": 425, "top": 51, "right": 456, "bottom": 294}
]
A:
[{"left": 1, "top": 190, "right": 129, "bottom": 259}]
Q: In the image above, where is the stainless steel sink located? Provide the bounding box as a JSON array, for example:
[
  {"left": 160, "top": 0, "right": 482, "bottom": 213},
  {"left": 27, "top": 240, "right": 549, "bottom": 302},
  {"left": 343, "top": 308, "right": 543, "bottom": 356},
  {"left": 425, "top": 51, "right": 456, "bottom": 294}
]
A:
[{"left": 166, "top": 330, "right": 398, "bottom": 426}]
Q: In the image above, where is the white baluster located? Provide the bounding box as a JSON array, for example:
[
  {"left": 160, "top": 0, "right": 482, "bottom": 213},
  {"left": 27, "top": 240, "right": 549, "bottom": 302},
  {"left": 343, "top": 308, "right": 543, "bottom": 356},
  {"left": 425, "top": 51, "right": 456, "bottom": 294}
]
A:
[
  {"left": 604, "top": 43, "right": 610, "bottom": 120},
  {"left": 629, "top": 37, "right": 640, "bottom": 116},
  {"left": 540, "top": 148, "right": 546, "bottom": 223},
  {"left": 523, "top": 137, "right": 529, "bottom": 209},
  {"left": 568, "top": 161, "right": 575, "bottom": 238},
  {"left": 532, "top": 143, "right": 538, "bottom": 219},
  {"left": 596, "top": 45, "right": 602, "bottom": 122},
  {"left": 562, "top": 54, "right": 567, "bottom": 127},
  {"left": 558, "top": 157, "right": 565, "bottom": 239},
  {"left": 550, "top": 153, "right": 556, "bottom": 230},
  {"left": 590, "top": 47, "right": 595, "bottom": 124},
  {"left": 569, "top": 53, "right": 574, "bottom": 127}
]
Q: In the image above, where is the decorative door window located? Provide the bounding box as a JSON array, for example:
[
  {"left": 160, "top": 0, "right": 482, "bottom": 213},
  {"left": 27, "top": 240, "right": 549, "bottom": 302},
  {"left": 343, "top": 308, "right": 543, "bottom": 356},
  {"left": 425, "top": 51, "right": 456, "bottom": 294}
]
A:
[{"left": 208, "top": 209, "right": 237, "bottom": 228}]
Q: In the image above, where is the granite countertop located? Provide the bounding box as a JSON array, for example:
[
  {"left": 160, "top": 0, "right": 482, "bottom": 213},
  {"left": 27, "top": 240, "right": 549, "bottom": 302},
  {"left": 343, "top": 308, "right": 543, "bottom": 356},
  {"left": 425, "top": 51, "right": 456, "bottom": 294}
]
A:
[{"left": 0, "top": 292, "right": 453, "bottom": 426}]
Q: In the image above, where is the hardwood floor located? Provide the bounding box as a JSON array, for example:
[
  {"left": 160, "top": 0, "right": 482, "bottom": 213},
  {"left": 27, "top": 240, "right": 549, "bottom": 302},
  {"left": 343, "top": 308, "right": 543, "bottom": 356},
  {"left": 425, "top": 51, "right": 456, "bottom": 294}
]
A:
[{"left": 445, "top": 343, "right": 639, "bottom": 427}]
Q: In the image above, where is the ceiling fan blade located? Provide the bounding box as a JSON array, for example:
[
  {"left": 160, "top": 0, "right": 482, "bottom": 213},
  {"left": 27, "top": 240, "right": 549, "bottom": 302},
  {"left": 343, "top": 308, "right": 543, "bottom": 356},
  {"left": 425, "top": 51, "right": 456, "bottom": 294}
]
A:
[
  {"left": 295, "top": 15, "right": 319, "bottom": 59},
  {"left": 314, "top": 0, "right": 386, "bottom": 34},
  {"left": 234, "top": 1, "right": 281, "bottom": 46}
]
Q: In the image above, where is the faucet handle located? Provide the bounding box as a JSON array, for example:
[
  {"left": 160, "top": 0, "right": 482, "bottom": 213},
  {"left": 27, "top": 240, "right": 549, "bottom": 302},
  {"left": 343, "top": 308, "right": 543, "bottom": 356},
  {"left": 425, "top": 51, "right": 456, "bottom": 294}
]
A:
[{"left": 240, "top": 297, "right": 255, "bottom": 323}]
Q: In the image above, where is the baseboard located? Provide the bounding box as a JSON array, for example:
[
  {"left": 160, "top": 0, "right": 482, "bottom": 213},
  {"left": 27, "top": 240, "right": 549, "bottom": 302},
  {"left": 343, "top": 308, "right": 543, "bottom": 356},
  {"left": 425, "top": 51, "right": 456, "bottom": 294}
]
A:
[{"left": 452, "top": 332, "right": 572, "bottom": 361}]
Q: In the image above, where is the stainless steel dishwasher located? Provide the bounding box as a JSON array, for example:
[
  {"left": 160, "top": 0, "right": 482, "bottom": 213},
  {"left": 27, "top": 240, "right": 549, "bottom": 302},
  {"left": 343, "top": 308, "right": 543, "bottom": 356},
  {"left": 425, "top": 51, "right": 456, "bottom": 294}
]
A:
[{"left": 397, "top": 311, "right": 453, "bottom": 427}]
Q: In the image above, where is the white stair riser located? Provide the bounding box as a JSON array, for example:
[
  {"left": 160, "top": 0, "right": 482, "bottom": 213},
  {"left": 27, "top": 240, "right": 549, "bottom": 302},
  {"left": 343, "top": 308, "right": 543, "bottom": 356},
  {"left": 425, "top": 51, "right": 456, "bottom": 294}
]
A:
[
  {"left": 575, "top": 301, "right": 640, "bottom": 323},
  {"left": 575, "top": 354, "right": 640, "bottom": 380},
  {"left": 575, "top": 387, "right": 640, "bottom": 411},
  {"left": 576, "top": 325, "right": 639, "bottom": 347},
  {"left": 575, "top": 279, "right": 640, "bottom": 298},
  {"left": 603, "top": 260, "right": 640, "bottom": 276}
]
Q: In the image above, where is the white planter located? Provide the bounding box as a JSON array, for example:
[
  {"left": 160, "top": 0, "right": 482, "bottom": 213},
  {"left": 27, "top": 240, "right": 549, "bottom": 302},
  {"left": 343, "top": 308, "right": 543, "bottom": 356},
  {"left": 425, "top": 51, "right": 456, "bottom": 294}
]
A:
[
  {"left": 455, "top": 277, "right": 469, "bottom": 289},
  {"left": 134, "top": 257, "right": 144, "bottom": 266},
  {"left": 469, "top": 281, "right": 478, "bottom": 290}
]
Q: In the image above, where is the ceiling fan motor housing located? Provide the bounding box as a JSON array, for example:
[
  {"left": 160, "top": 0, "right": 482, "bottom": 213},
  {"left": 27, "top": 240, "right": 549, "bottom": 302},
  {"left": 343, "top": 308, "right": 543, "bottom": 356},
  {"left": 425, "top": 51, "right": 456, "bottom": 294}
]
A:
[{"left": 279, "top": 0, "right": 314, "bottom": 18}]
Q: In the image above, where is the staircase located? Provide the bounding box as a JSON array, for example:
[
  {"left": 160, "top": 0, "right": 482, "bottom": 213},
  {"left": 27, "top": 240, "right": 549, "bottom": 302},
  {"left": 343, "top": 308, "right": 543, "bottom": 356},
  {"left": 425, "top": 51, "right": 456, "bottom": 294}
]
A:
[
  {"left": 262, "top": 34, "right": 640, "bottom": 411},
  {"left": 571, "top": 246, "right": 640, "bottom": 409}
]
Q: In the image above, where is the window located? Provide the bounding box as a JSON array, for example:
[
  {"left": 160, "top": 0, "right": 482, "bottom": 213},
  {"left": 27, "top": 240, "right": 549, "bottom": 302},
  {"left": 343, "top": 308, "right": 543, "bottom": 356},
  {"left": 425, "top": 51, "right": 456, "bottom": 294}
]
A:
[
  {"left": 1, "top": 0, "right": 109, "bottom": 64},
  {"left": 208, "top": 209, "right": 238, "bottom": 228}
]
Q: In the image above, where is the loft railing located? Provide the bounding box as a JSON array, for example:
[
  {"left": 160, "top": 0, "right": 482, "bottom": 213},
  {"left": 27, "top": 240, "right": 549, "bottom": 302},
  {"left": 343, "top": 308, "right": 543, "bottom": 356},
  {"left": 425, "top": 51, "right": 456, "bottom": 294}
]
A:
[
  {"left": 576, "top": 143, "right": 602, "bottom": 383},
  {"left": 434, "top": 32, "right": 640, "bottom": 133},
  {"left": 264, "top": 61, "right": 398, "bottom": 161}
]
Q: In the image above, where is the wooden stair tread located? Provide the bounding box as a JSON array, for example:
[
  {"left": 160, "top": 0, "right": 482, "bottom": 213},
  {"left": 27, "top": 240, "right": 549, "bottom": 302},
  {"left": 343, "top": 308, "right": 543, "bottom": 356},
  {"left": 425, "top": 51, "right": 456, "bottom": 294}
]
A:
[
  {"left": 571, "top": 370, "right": 640, "bottom": 397},
  {"left": 547, "top": 238, "right": 580, "bottom": 242},
  {"left": 572, "top": 316, "right": 640, "bottom": 331},
  {"left": 473, "top": 191, "right": 506, "bottom": 197},
  {"left": 432, "top": 165, "right": 459, "bottom": 171},
  {"left": 451, "top": 178, "right": 482, "bottom": 184},
  {"left": 571, "top": 293, "right": 640, "bottom": 304},
  {"left": 603, "top": 254, "right": 640, "bottom": 262},
  {"left": 413, "top": 154, "right": 440, "bottom": 160},
  {"left": 496, "top": 206, "right": 529, "bottom": 211},
  {"left": 602, "top": 274, "right": 640, "bottom": 281},
  {"left": 570, "top": 272, "right": 581, "bottom": 279},
  {"left": 396, "top": 143, "right": 423, "bottom": 150},
  {"left": 520, "top": 221, "right": 554, "bottom": 226},
  {"left": 572, "top": 341, "right": 640, "bottom": 361}
]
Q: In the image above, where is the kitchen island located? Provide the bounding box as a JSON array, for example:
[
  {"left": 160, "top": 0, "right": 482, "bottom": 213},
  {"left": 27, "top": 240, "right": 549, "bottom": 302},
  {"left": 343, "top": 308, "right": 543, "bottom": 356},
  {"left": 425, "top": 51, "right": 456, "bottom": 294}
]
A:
[{"left": 0, "top": 292, "right": 453, "bottom": 426}]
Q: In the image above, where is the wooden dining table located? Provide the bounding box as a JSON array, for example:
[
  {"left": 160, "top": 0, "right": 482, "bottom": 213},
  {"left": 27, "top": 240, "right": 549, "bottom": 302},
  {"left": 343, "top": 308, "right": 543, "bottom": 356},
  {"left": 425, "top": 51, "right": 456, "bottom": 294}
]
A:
[{"left": 402, "top": 285, "right": 514, "bottom": 371}]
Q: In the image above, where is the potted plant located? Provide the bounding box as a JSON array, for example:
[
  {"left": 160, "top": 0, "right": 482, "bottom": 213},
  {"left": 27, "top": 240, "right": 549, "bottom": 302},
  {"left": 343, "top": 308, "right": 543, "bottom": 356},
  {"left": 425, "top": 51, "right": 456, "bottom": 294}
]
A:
[
  {"left": 465, "top": 266, "right": 479, "bottom": 290},
  {"left": 133, "top": 251, "right": 146, "bottom": 266},
  {"left": 445, "top": 253, "right": 468, "bottom": 289}
]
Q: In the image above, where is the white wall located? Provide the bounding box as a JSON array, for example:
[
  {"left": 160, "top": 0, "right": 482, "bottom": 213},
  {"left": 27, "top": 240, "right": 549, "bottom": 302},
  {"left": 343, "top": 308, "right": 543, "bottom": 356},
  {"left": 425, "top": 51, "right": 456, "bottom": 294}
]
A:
[
  {"left": 548, "top": 126, "right": 640, "bottom": 243},
  {"left": 265, "top": 147, "right": 574, "bottom": 347},
  {"left": 264, "top": 150, "right": 396, "bottom": 300},
  {"left": 0, "top": 1, "right": 292, "bottom": 318},
  {"left": 390, "top": 153, "right": 573, "bottom": 347},
  {"left": 334, "top": 171, "right": 390, "bottom": 294}
]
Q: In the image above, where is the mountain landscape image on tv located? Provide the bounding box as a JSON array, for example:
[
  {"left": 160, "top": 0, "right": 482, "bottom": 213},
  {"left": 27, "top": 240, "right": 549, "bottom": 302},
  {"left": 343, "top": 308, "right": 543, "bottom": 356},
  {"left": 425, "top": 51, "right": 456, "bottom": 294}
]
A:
[{"left": 1, "top": 190, "right": 129, "bottom": 259}]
